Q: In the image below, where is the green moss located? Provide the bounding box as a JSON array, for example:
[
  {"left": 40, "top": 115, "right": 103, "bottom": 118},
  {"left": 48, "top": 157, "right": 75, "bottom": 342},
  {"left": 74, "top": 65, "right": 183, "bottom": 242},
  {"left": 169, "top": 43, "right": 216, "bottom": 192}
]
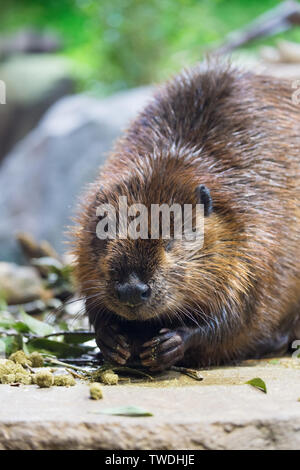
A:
[
  {"left": 9, "top": 350, "right": 32, "bottom": 367},
  {"left": 15, "top": 372, "right": 32, "bottom": 385},
  {"left": 92, "top": 369, "right": 119, "bottom": 385},
  {"left": 29, "top": 352, "right": 44, "bottom": 368},
  {"left": 54, "top": 375, "right": 76, "bottom": 387},
  {"left": 35, "top": 370, "right": 54, "bottom": 388},
  {"left": 0, "top": 359, "right": 25, "bottom": 379},
  {"left": 1, "top": 373, "right": 16, "bottom": 384},
  {"left": 90, "top": 382, "right": 103, "bottom": 400}
]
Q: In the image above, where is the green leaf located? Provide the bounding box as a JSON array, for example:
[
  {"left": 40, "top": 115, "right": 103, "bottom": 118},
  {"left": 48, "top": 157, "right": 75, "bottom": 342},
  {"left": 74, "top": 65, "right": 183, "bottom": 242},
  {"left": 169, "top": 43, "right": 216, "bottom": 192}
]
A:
[
  {"left": 12, "top": 321, "right": 31, "bottom": 333},
  {"left": 60, "top": 264, "right": 74, "bottom": 280},
  {"left": 20, "top": 311, "right": 54, "bottom": 336},
  {"left": 0, "top": 310, "right": 15, "bottom": 329},
  {"left": 23, "top": 343, "right": 30, "bottom": 355},
  {"left": 0, "top": 298, "right": 8, "bottom": 311},
  {"left": 245, "top": 377, "right": 267, "bottom": 393},
  {"left": 32, "top": 258, "right": 73, "bottom": 286},
  {"left": 94, "top": 406, "right": 153, "bottom": 417},
  {"left": 0, "top": 338, "right": 6, "bottom": 356},
  {"left": 0, "top": 335, "right": 23, "bottom": 357},
  {"left": 31, "top": 257, "right": 63, "bottom": 272},
  {"left": 27, "top": 337, "right": 93, "bottom": 358},
  {"left": 58, "top": 321, "right": 69, "bottom": 331},
  {"left": 63, "top": 332, "right": 95, "bottom": 344},
  {"left": 0, "top": 319, "right": 15, "bottom": 329}
]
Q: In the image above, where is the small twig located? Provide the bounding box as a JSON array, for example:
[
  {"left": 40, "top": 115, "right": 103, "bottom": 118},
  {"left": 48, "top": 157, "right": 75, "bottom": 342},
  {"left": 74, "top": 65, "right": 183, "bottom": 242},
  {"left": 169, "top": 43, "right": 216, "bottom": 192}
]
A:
[
  {"left": 0, "top": 329, "right": 94, "bottom": 342},
  {"left": 0, "top": 330, "right": 34, "bottom": 339},
  {"left": 44, "top": 330, "right": 93, "bottom": 339},
  {"left": 24, "top": 363, "right": 35, "bottom": 374},
  {"left": 57, "top": 357, "right": 99, "bottom": 366},
  {"left": 66, "top": 368, "right": 86, "bottom": 380},
  {"left": 44, "top": 356, "right": 92, "bottom": 374},
  {"left": 0, "top": 330, "right": 19, "bottom": 337},
  {"left": 171, "top": 366, "right": 204, "bottom": 381},
  {"left": 215, "top": 0, "right": 300, "bottom": 55},
  {"left": 111, "top": 365, "right": 154, "bottom": 381}
]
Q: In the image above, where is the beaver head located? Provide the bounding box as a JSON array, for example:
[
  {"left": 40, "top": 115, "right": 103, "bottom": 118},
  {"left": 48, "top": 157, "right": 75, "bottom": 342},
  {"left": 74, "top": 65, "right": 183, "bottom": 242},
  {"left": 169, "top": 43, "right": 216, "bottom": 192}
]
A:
[{"left": 74, "top": 153, "right": 250, "bottom": 327}]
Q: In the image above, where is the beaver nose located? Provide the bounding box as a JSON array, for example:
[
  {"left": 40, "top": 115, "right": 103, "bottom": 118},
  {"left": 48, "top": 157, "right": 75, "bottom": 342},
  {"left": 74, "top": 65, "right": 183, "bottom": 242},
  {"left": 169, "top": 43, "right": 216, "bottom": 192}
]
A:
[{"left": 116, "top": 280, "right": 151, "bottom": 306}]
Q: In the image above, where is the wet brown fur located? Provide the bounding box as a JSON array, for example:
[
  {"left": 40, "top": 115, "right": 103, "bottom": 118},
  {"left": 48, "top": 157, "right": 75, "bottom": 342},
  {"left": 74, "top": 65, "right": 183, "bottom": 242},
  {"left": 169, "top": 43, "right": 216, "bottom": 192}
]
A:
[{"left": 72, "top": 62, "right": 300, "bottom": 367}]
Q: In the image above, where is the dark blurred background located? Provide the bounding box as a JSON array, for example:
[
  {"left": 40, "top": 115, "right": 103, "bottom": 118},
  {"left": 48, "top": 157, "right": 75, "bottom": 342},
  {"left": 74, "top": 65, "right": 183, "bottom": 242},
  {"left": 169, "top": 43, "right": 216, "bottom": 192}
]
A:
[{"left": 1, "top": 0, "right": 300, "bottom": 267}]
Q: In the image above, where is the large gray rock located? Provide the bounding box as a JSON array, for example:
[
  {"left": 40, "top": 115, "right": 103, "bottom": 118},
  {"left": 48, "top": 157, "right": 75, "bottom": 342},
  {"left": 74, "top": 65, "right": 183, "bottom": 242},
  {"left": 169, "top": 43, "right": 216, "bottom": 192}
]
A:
[
  {"left": 0, "top": 262, "right": 46, "bottom": 304},
  {"left": 0, "top": 87, "right": 152, "bottom": 262}
]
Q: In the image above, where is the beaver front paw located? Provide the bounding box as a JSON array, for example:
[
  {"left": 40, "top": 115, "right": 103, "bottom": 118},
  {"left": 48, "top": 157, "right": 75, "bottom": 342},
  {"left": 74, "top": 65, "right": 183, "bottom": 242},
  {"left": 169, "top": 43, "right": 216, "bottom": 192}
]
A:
[
  {"left": 95, "top": 322, "right": 131, "bottom": 365},
  {"left": 139, "top": 328, "right": 185, "bottom": 371}
]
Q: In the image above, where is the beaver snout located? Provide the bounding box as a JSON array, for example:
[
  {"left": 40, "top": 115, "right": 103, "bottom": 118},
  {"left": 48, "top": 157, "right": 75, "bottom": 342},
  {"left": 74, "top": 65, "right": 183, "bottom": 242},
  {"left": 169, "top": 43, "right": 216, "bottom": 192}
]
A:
[{"left": 115, "top": 273, "right": 151, "bottom": 307}]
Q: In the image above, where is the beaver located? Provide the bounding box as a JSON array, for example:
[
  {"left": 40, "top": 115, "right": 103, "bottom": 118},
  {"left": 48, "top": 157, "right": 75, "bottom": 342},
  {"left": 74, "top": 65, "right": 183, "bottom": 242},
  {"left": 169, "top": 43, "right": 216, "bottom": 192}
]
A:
[{"left": 73, "top": 62, "right": 300, "bottom": 371}]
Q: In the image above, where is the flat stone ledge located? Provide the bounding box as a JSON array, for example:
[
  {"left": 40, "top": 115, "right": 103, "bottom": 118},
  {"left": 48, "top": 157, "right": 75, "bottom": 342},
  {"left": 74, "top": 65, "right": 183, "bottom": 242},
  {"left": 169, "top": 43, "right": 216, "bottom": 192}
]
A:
[{"left": 0, "top": 359, "right": 299, "bottom": 450}]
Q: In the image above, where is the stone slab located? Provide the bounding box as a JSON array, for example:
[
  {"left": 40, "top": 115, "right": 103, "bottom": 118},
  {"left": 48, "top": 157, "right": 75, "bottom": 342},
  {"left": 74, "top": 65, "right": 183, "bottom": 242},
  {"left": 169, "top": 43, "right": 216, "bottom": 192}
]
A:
[{"left": 0, "top": 359, "right": 299, "bottom": 450}]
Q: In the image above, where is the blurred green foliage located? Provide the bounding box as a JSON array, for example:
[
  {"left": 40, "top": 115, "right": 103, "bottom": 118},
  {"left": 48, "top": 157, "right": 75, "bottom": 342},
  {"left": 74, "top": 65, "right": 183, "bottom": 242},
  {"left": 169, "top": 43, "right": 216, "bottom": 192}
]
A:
[{"left": 1, "top": 0, "right": 300, "bottom": 94}]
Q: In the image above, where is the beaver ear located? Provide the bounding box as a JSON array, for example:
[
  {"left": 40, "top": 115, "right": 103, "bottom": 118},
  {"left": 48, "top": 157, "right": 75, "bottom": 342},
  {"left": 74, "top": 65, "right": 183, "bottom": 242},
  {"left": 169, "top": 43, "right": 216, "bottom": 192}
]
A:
[{"left": 196, "top": 185, "right": 213, "bottom": 217}]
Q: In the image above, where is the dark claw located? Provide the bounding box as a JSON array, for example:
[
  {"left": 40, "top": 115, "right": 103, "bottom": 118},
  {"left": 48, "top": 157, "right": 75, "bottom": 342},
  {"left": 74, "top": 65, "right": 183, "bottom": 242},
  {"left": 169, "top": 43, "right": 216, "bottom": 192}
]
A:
[
  {"left": 95, "top": 322, "right": 131, "bottom": 365},
  {"left": 140, "top": 329, "right": 185, "bottom": 371},
  {"left": 116, "top": 334, "right": 130, "bottom": 350},
  {"left": 99, "top": 345, "right": 127, "bottom": 365},
  {"left": 142, "top": 330, "right": 174, "bottom": 348}
]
